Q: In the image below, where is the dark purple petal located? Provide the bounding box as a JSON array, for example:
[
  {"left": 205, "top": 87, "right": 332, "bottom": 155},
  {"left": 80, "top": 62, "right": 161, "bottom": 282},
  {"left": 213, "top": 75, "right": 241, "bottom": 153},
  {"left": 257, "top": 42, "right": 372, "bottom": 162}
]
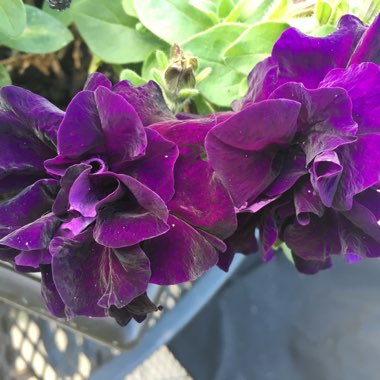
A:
[
  {"left": 113, "top": 80, "right": 174, "bottom": 126},
  {"left": 206, "top": 100, "right": 300, "bottom": 207},
  {"left": 57, "top": 91, "right": 104, "bottom": 158},
  {"left": 283, "top": 211, "right": 341, "bottom": 262},
  {"left": 292, "top": 253, "right": 332, "bottom": 275},
  {"left": 153, "top": 119, "right": 236, "bottom": 239},
  {"left": 145, "top": 215, "right": 219, "bottom": 285},
  {"left": 119, "top": 128, "right": 178, "bottom": 203},
  {"left": 109, "top": 293, "right": 160, "bottom": 326},
  {"left": 269, "top": 82, "right": 357, "bottom": 164},
  {"left": 259, "top": 211, "right": 278, "bottom": 262},
  {"left": 218, "top": 213, "right": 258, "bottom": 271},
  {"left": 350, "top": 14, "right": 380, "bottom": 65},
  {"left": 51, "top": 229, "right": 150, "bottom": 317},
  {"left": 41, "top": 265, "right": 66, "bottom": 318},
  {"left": 333, "top": 134, "right": 380, "bottom": 210},
  {"left": 97, "top": 245, "right": 151, "bottom": 309},
  {"left": 94, "top": 86, "right": 147, "bottom": 166},
  {"left": 84, "top": 72, "right": 112, "bottom": 91},
  {"left": 310, "top": 151, "right": 343, "bottom": 207},
  {"left": 321, "top": 63, "right": 380, "bottom": 134},
  {"left": 0, "top": 213, "right": 60, "bottom": 251},
  {"left": 93, "top": 174, "right": 169, "bottom": 248},
  {"left": 293, "top": 180, "right": 325, "bottom": 226},
  {"left": 0, "top": 85, "right": 64, "bottom": 145},
  {"left": 270, "top": 15, "right": 365, "bottom": 89},
  {"left": 0, "top": 179, "right": 59, "bottom": 238},
  {"left": 52, "top": 164, "right": 89, "bottom": 217},
  {"left": 232, "top": 57, "right": 278, "bottom": 109}
]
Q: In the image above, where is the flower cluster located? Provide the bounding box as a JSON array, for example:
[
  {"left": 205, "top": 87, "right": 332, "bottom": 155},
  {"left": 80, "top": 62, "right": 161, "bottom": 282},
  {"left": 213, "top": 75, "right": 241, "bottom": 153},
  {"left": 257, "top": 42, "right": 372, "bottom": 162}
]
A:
[
  {"left": 206, "top": 14, "right": 380, "bottom": 273},
  {"left": 0, "top": 14, "right": 379, "bottom": 324},
  {"left": 0, "top": 71, "right": 237, "bottom": 323}
]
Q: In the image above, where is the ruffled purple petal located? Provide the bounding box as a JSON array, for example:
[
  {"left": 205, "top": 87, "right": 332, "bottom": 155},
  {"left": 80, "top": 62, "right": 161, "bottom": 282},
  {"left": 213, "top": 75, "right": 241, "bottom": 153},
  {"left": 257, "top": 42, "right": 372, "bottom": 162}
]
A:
[
  {"left": 293, "top": 180, "right": 325, "bottom": 226},
  {"left": 15, "top": 249, "right": 51, "bottom": 268},
  {"left": 93, "top": 174, "right": 169, "bottom": 248},
  {"left": 321, "top": 63, "right": 380, "bottom": 134},
  {"left": 333, "top": 134, "right": 380, "bottom": 210},
  {"left": 0, "top": 179, "right": 59, "bottom": 238},
  {"left": 206, "top": 99, "right": 300, "bottom": 207},
  {"left": 145, "top": 215, "right": 219, "bottom": 285},
  {"left": 119, "top": 128, "right": 178, "bottom": 203},
  {"left": 310, "top": 151, "right": 343, "bottom": 207},
  {"left": 283, "top": 211, "right": 341, "bottom": 262},
  {"left": 0, "top": 213, "right": 60, "bottom": 251},
  {"left": 153, "top": 119, "right": 236, "bottom": 239},
  {"left": 94, "top": 86, "right": 147, "bottom": 166},
  {"left": 0, "top": 85, "right": 64, "bottom": 146},
  {"left": 113, "top": 80, "right": 174, "bottom": 126},
  {"left": 350, "top": 14, "right": 380, "bottom": 65},
  {"left": 41, "top": 265, "right": 66, "bottom": 318},
  {"left": 269, "top": 82, "right": 357, "bottom": 164},
  {"left": 57, "top": 91, "right": 104, "bottom": 158},
  {"left": 97, "top": 245, "right": 151, "bottom": 309},
  {"left": 83, "top": 72, "right": 112, "bottom": 91}
]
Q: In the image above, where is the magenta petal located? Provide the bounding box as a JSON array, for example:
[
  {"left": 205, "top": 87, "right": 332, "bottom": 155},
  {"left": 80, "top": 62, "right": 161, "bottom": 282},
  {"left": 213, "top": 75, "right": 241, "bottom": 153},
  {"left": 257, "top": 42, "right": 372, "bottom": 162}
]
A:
[
  {"left": 84, "top": 72, "right": 112, "bottom": 91},
  {"left": 15, "top": 249, "right": 51, "bottom": 268},
  {"left": 310, "top": 151, "right": 343, "bottom": 207},
  {"left": 57, "top": 91, "right": 104, "bottom": 158},
  {"left": 119, "top": 128, "right": 178, "bottom": 203},
  {"left": 94, "top": 86, "right": 147, "bottom": 166},
  {"left": 206, "top": 100, "right": 300, "bottom": 207},
  {"left": 153, "top": 119, "right": 236, "bottom": 239},
  {"left": 0, "top": 179, "right": 59, "bottom": 238},
  {"left": 0, "top": 213, "right": 60, "bottom": 251},
  {"left": 41, "top": 265, "right": 66, "bottom": 318},
  {"left": 350, "top": 14, "right": 380, "bottom": 65},
  {"left": 97, "top": 245, "right": 151, "bottom": 309},
  {"left": 93, "top": 174, "right": 169, "bottom": 248},
  {"left": 145, "top": 215, "right": 219, "bottom": 285},
  {"left": 113, "top": 80, "right": 174, "bottom": 126}
]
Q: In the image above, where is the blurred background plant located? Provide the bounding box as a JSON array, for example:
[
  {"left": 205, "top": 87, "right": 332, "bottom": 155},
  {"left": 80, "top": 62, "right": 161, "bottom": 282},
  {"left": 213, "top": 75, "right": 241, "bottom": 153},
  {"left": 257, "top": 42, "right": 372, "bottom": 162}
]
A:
[{"left": 0, "top": 0, "right": 379, "bottom": 111}]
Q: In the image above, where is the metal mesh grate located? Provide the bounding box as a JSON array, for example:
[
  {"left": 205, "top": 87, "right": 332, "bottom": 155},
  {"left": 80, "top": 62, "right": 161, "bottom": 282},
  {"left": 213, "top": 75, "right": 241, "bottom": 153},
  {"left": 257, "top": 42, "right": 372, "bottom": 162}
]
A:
[{"left": 0, "top": 283, "right": 194, "bottom": 380}]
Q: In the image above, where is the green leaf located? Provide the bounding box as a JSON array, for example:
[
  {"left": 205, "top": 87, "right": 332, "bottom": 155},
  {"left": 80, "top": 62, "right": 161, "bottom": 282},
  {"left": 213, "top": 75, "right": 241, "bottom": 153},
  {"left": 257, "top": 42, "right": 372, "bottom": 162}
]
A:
[
  {"left": 142, "top": 48, "right": 170, "bottom": 80},
  {"left": 0, "top": 64, "right": 11, "bottom": 87},
  {"left": 193, "top": 93, "right": 215, "bottom": 114},
  {"left": 132, "top": 0, "right": 213, "bottom": 44},
  {"left": 225, "top": 0, "right": 289, "bottom": 23},
  {"left": 0, "top": 0, "right": 26, "bottom": 41},
  {"left": 120, "top": 69, "right": 147, "bottom": 85},
  {"left": 121, "top": 0, "right": 137, "bottom": 17},
  {"left": 189, "top": 0, "right": 220, "bottom": 23},
  {"left": 224, "top": 21, "right": 289, "bottom": 75},
  {"left": 182, "top": 23, "right": 248, "bottom": 106},
  {"left": 311, "top": 24, "right": 336, "bottom": 36},
  {"left": 315, "top": 0, "right": 333, "bottom": 25},
  {"left": 3, "top": 5, "right": 73, "bottom": 54},
  {"left": 73, "top": 0, "right": 164, "bottom": 64},
  {"left": 281, "top": 243, "right": 294, "bottom": 264},
  {"left": 218, "top": 0, "right": 237, "bottom": 18}
]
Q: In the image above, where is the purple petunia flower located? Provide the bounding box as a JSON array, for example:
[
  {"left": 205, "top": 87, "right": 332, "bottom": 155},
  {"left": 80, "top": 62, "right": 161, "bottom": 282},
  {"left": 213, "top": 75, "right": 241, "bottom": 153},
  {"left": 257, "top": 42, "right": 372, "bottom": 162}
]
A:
[
  {"left": 206, "top": 14, "right": 380, "bottom": 273},
  {"left": 0, "top": 72, "right": 237, "bottom": 321}
]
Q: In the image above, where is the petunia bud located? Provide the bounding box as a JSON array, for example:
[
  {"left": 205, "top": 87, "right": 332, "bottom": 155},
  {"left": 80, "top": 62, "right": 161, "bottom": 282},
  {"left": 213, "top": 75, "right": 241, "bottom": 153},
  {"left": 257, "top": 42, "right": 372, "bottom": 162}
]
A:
[{"left": 164, "top": 44, "right": 198, "bottom": 98}]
